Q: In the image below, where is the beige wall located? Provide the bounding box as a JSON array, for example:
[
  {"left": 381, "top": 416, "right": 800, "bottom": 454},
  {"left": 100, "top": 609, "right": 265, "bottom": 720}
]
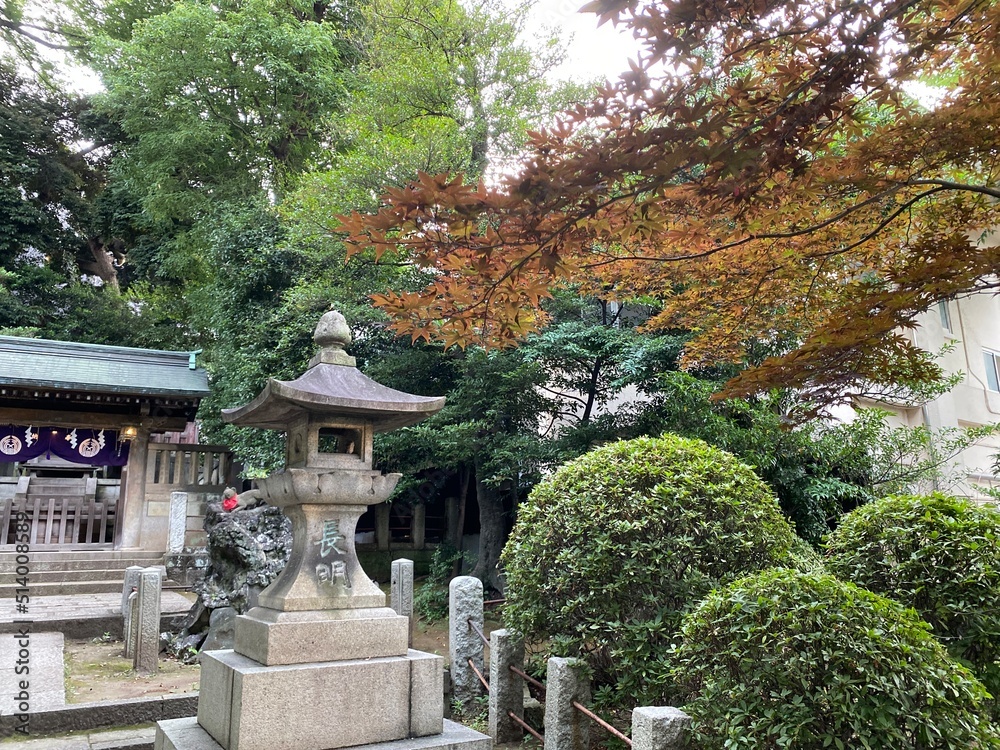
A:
[
  {"left": 875, "top": 288, "right": 1000, "bottom": 500},
  {"left": 138, "top": 443, "right": 234, "bottom": 550}
]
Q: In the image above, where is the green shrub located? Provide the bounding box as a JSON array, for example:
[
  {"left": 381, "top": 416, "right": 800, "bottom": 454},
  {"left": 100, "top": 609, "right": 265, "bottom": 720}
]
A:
[
  {"left": 787, "top": 534, "right": 826, "bottom": 574},
  {"left": 413, "top": 542, "right": 466, "bottom": 623},
  {"left": 672, "top": 569, "right": 1000, "bottom": 750},
  {"left": 825, "top": 492, "right": 1000, "bottom": 712},
  {"left": 501, "top": 434, "right": 798, "bottom": 706}
]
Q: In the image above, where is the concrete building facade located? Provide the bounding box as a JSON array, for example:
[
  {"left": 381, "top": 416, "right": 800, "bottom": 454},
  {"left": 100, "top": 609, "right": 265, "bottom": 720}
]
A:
[{"left": 871, "top": 292, "right": 1000, "bottom": 499}]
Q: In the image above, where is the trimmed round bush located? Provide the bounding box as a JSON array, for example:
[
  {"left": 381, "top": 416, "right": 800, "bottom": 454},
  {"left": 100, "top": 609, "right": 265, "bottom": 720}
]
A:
[
  {"left": 826, "top": 493, "right": 1000, "bottom": 712},
  {"left": 672, "top": 569, "right": 1000, "bottom": 749},
  {"left": 787, "top": 534, "right": 826, "bottom": 574},
  {"left": 501, "top": 434, "right": 798, "bottom": 705}
]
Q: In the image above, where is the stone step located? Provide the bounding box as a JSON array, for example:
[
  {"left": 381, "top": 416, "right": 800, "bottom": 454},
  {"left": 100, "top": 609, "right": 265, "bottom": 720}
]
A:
[
  {"left": 19, "top": 500, "right": 91, "bottom": 508},
  {"left": 0, "top": 550, "right": 163, "bottom": 563},
  {"left": 0, "top": 555, "right": 163, "bottom": 570},
  {"left": 0, "top": 560, "right": 150, "bottom": 574},
  {"left": 0, "top": 579, "right": 131, "bottom": 597},
  {"left": 0, "top": 568, "right": 134, "bottom": 584},
  {"left": 0, "top": 732, "right": 154, "bottom": 750},
  {"left": 0, "top": 632, "right": 65, "bottom": 715},
  {"left": 22, "top": 477, "right": 87, "bottom": 487}
]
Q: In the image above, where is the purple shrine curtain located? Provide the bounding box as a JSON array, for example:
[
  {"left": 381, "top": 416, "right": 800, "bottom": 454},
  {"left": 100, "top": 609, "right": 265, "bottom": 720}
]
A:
[{"left": 0, "top": 425, "right": 130, "bottom": 466}]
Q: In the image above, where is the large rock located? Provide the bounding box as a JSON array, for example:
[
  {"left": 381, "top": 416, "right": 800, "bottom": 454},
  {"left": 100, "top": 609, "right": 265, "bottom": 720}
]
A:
[
  {"left": 200, "top": 606, "right": 238, "bottom": 652},
  {"left": 194, "top": 503, "right": 292, "bottom": 613}
]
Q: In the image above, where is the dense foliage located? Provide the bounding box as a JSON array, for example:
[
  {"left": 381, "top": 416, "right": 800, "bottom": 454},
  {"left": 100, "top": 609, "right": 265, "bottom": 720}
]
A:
[
  {"left": 826, "top": 493, "right": 1000, "bottom": 715},
  {"left": 0, "top": 63, "right": 151, "bottom": 343},
  {"left": 615, "top": 374, "right": 998, "bottom": 543},
  {"left": 672, "top": 569, "right": 1000, "bottom": 750},
  {"left": 502, "top": 434, "right": 798, "bottom": 706},
  {"left": 372, "top": 344, "right": 557, "bottom": 590},
  {"left": 343, "top": 0, "right": 1000, "bottom": 416}
]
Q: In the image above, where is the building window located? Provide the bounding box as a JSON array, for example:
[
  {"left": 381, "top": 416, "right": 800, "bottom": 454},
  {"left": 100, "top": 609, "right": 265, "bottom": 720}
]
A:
[
  {"left": 985, "top": 350, "right": 1000, "bottom": 392},
  {"left": 938, "top": 300, "right": 952, "bottom": 333}
]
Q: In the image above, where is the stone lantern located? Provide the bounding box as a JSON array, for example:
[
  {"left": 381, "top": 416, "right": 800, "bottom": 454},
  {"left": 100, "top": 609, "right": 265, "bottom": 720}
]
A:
[{"left": 155, "top": 312, "right": 489, "bottom": 750}]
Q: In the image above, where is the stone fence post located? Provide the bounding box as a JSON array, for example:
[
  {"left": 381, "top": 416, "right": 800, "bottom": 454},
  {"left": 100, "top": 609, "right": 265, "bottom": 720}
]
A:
[
  {"left": 390, "top": 558, "right": 414, "bottom": 647},
  {"left": 544, "top": 657, "right": 590, "bottom": 750},
  {"left": 124, "top": 590, "right": 139, "bottom": 660},
  {"left": 133, "top": 566, "right": 162, "bottom": 675},
  {"left": 632, "top": 707, "right": 692, "bottom": 750},
  {"left": 167, "top": 491, "right": 188, "bottom": 554},
  {"left": 488, "top": 628, "right": 524, "bottom": 743},
  {"left": 121, "top": 564, "right": 143, "bottom": 649},
  {"left": 449, "top": 575, "right": 485, "bottom": 709}
]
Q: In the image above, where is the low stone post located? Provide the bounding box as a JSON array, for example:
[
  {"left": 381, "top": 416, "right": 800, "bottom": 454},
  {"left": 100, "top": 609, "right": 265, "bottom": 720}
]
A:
[
  {"left": 167, "top": 491, "right": 188, "bottom": 553},
  {"left": 133, "top": 566, "right": 162, "bottom": 674},
  {"left": 121, "top": 564, "right": 143, "bottom": 653},
  {"left": 124, "top": 590, "right": 139, "bottom": 659},
  {"left": 390, "top": 558, "right": 414, "bottom": 647},
  {"left": 489, "top": 628, "right": 524, "bottom": 743},
  {"left": 449, "top": 575, "right": 484, "bottom": 709},
  {"left": 121, "top": 565, "right": 144, "bottom": 615},
  {"left": 631, "top": 707, "right": 692, "bottom": 750},
  {"left": 544, "top": 657, "right": 590, "bottom": 750}
]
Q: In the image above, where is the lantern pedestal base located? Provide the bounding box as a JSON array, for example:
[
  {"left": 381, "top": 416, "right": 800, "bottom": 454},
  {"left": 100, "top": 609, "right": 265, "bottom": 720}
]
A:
[
  {"left": 155, "top": 716, "right": 491, "bottom": 750},
  {"left": 234, "top": 606, "right": 408, "bottom": 665},
  {"left": 158, "top": 647, "right": 456, "bottom": 750}
]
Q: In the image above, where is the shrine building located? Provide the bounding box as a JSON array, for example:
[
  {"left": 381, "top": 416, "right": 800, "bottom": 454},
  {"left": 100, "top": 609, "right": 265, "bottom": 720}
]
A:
[{"left": 0, "top": 335, "right": 234, "bottom": 584}]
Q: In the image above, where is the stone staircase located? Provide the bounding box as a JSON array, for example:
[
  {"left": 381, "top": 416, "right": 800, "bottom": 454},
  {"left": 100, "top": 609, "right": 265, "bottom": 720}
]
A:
[{"left": 0, "top": 550, "right": 166, "bottom": 597}]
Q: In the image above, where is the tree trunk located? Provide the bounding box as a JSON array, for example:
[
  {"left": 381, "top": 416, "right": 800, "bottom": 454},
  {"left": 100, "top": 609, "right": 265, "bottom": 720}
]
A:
[
  {"left": 470, "top": 462, "right": 506, "bottom": 593},
  {"left": 87, "top": 237, "right": 120, "bottom": 290},
  {"left": 581, "top": 355, "right": 604, "bottom": 424},
  {"left": 451, "top": 465, "right": 471, "bottom": 578}
]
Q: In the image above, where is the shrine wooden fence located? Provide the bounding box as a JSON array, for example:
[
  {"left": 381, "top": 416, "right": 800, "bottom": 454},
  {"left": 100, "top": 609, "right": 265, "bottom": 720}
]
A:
[{"left": 0, "top": 477, "right": 119, "bottom": 549}]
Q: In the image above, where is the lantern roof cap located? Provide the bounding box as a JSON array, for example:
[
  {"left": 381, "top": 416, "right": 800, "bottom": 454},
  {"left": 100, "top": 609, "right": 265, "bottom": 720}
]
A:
[{"left": 222, "top": 311, "right": 445, "bottom": 432}]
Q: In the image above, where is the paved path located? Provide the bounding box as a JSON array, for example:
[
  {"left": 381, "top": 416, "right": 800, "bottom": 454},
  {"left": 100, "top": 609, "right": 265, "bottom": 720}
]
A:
[
  {"left": 0, "top": 592, "right": 192, "bottom": 626},
  {"left": 0, "top": 592, "right": 194, "bottom": 750},
  {"left": 0, "top": 591, "right": 192, "bottom": 630},
  {"left": 0, "top": 725, "right": 155, "bottom": 749},
  {"left": 0, "top": 631, "right": 65, "bottom": 713}
]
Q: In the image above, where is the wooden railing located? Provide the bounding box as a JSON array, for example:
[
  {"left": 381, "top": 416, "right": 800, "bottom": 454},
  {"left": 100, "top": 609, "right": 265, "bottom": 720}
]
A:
[
  {"left": 0, "top": 478, "right": 118, "bottom": 549},
  {"left": 147, "top": 444, "right": 234, "bottom": 490}
]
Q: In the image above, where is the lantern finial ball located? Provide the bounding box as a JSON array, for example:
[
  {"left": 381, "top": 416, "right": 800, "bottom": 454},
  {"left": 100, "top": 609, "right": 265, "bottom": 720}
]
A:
[
  {"left": 310, "top": 310, "right": 356, "bottom": 367},
  {"left": 314, "top": 310, "right": 352, "bottom": 350}
]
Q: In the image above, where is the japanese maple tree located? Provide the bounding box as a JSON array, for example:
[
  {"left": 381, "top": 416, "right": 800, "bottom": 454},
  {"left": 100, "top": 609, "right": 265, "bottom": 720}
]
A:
[{"left": 340, "top": 0, "right": 1000, "bottom": 411}]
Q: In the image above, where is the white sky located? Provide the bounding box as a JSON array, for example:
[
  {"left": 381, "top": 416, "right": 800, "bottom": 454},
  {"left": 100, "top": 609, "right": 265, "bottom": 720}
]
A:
[
  {"left": 526, "top": 0, "right": 639, "bottom": 83},
  {"left": 41, "top": 0, "right": 638, "bottom": 94}
]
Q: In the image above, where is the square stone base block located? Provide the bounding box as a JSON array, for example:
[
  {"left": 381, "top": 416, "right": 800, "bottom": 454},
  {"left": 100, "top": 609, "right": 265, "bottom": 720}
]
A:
[
  {"left": 155, "top": 717, "right": 491, "bottom": 750},
  {"left": 196, "top": 648, "right": 443, "bottom": 750},
  {"left": 235, "top": 606, "right": 408, "bottom": 665}
]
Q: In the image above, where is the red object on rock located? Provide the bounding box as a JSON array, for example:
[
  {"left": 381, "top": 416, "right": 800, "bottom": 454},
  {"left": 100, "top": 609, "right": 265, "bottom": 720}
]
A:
[{"left": 223, "top": 494, "right": 239, "bottom": 512}]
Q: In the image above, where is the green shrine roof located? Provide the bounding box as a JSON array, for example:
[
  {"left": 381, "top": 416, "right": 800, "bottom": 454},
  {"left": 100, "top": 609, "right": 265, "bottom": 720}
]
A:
[{"left": 0, "top": 335, "right": 209, "bottom": 398}]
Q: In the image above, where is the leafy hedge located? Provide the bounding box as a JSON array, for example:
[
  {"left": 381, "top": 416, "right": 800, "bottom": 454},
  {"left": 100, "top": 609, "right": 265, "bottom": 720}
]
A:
[
  {"left": 501, "top": 434, "right": 798, "bottom": 706},
  {"left": 672, "top": 569, "right": 1000, "bottom": 750},
  {"left": 825, "top": 493, "right": 1000, "bottom": 713}
]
